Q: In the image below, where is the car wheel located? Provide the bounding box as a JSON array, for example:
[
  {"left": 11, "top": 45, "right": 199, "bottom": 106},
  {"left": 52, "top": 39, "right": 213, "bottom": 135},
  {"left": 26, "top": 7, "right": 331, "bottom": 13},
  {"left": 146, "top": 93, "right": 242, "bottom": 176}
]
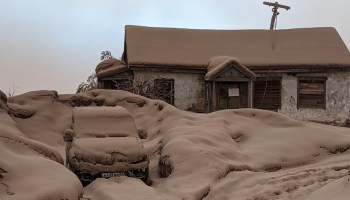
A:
[{"left": 142, "top": 168, "right": 150, "bottom": 185}]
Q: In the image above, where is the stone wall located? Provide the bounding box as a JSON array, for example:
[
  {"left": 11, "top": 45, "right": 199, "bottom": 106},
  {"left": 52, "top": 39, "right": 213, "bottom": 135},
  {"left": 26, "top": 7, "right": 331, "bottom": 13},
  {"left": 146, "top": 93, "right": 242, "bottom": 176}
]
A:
[
  {"left": 133, "top": 71, "right": 205, "bottom": 110},
  {"left": 279, "top": 72, "right": 350, "bottom": 126},
  {"left": 132, "top": 70, "right": 350, "bottom": 125}
]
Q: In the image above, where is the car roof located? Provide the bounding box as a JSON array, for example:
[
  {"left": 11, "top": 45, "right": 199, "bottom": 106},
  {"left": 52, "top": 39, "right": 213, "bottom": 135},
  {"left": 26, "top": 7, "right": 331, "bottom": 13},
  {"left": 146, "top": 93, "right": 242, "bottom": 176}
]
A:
[{"left": 72, "top": 106, "right": 139, "bottom": 138}]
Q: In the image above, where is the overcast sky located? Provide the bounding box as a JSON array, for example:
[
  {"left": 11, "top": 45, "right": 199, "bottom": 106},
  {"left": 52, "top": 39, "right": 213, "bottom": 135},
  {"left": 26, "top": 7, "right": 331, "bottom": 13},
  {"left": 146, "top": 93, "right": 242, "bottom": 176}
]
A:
[{"left": 1, "top": 0, "right": 350, "bottom": 95}]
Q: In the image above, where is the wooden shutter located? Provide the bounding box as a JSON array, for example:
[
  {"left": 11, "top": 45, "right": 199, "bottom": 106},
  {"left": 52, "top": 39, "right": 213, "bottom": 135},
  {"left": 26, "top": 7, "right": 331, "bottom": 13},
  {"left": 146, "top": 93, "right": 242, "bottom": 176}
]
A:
[
  {"left": 253, "top": 79, "right": 281, "bottom": 111},
  {"left": 298, "top": 78, "right": 326, "bottom": 109}
]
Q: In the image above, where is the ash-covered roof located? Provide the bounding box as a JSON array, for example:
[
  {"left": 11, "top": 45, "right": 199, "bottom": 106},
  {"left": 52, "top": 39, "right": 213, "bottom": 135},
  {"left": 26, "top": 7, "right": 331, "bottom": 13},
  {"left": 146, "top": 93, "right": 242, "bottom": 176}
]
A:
[
  {"left": 125, "top": 25, "right": 350, "bottom": 69},
  {"left": 95, "top": 58, "right": 128, "bottom": 78},
  {"left": 205, "top": 56, "right": 256, "bottom": 81}
]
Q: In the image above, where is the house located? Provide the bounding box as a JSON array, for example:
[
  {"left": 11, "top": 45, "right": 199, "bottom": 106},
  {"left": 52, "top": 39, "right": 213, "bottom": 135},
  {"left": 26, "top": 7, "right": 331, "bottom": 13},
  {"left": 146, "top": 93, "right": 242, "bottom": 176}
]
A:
[{"left": 96, "top": 25, "right": 350, "bottom": 126}]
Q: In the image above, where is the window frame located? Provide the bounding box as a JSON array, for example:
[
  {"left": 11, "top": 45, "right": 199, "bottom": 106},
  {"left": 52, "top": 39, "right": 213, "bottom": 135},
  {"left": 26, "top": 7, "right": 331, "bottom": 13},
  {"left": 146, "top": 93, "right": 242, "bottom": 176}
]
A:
[
  {"left": 253, "top": 77, "right": 282, "bottom": 111},
  {"left": 154, "top": 78, "right": 175, "bottom": 105},
  {"left": 297, "top": 77, "right": 327, "bottom": 109}
]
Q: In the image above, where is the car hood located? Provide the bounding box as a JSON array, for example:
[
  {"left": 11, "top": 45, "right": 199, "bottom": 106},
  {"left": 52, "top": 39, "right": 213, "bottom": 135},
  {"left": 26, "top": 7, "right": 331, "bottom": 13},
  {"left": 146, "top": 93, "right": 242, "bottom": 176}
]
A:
[{"left": 69, "top": 137, "right": 148, "bottom": 165}]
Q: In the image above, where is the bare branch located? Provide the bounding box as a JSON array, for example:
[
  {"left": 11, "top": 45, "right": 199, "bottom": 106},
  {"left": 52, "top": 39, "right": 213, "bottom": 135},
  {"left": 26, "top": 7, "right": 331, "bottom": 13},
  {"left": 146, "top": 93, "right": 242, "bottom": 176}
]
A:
[
  {"left": 76, "top": 73, "right": 100, "bottom": 93},
  {"left": 7, "top": 83, "right": 18, "bottom": 97},
  {"left": 101, "top": 51, "right": 114, "bottom": 61},
  {"left": 112, "top": 77, "right": 174, "bottom": 104}
]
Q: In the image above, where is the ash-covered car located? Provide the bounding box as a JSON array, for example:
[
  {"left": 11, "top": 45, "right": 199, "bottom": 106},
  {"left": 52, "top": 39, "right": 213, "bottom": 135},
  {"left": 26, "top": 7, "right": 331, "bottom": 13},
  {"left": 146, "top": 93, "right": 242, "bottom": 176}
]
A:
[{"left": 63, "top": 106, "right": 149, "bottom": 185}]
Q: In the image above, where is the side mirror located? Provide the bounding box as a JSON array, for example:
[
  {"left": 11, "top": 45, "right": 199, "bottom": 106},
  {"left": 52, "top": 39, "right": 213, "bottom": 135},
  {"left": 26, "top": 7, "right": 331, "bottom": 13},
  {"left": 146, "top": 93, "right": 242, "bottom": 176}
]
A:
[
  {"left": 63, "top": 129, "right": 75, "bottom": 142},
  {"left": 137, "top": 128, "right": 148, "bottom": 139}
]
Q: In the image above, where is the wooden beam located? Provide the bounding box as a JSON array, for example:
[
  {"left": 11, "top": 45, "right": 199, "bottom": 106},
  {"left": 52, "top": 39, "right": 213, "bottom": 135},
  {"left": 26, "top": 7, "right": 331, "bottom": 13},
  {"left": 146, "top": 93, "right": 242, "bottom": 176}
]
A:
[
  {"left": 248, "top": 81, "right": 253, "bottom": 108},
  {"left": 212, "top": 82, "right": 217, "bottom": 111},
  {"left": 213, "top": 78, "right": 252, "bottom": 82}
]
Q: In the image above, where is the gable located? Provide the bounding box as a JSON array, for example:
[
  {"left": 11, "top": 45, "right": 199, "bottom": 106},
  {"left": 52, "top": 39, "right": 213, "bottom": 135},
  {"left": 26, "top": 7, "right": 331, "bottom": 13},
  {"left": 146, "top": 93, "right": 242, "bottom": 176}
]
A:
[
  {"left": 204, "top": 56, "right": 256, "bottom": 81},
  {"left": 216, "top": 67, "right": 248, "bottom": 80}
]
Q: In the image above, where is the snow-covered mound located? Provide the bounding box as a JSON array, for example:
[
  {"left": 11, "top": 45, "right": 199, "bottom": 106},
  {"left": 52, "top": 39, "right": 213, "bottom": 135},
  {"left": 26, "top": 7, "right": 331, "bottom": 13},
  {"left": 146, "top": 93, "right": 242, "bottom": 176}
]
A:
[
  {"left": 0, "top": 99, "right": 83, "bottom": 199},
  {"left": 84, "top": 177, "right": 161, "bottom": 200},
  {"left": 1, "top": 89, "right": 349, "bottom": 200}
]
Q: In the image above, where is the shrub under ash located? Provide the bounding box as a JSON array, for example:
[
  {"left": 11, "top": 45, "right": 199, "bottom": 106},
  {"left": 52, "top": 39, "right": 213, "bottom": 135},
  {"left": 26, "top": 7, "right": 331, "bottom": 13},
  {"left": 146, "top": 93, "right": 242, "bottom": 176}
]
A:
[{"left": 76, "top": 73, "right": 99, "bottom": 93}]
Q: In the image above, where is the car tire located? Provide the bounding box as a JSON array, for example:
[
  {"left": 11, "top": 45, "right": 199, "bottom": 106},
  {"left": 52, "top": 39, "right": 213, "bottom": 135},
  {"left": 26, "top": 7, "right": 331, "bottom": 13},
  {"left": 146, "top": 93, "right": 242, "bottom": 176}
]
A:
[{"left": 142, "top": 168, "right": 151, "bottom": 185}]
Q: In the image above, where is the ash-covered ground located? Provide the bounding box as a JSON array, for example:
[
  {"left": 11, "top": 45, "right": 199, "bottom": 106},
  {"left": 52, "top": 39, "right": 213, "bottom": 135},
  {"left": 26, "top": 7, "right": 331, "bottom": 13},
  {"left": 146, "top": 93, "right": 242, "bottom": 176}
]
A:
[{"left": 1, "top": 90, "right": 350, "bottom": 200}]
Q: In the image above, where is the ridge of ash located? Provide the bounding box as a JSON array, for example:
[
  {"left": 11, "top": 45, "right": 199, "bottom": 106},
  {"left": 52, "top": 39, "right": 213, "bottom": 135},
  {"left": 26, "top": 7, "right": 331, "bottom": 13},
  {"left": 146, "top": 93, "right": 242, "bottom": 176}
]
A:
[{"left": 321, "top": 145, "right": 350, "bottom": 154}]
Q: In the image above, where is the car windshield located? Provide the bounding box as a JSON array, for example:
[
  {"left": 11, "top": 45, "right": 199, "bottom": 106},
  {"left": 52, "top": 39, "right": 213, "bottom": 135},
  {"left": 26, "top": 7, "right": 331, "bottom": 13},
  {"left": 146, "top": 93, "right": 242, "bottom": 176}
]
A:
[{"left": 72, "top": 107, "right": 139, "bottom": 138}]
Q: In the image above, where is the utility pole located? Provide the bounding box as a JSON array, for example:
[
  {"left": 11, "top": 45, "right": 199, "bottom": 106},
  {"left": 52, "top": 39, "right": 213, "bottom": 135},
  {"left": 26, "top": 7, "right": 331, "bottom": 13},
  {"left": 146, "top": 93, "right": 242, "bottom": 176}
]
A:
[{"left": 263, "top": 1, "right": 290, "bottom": 30}]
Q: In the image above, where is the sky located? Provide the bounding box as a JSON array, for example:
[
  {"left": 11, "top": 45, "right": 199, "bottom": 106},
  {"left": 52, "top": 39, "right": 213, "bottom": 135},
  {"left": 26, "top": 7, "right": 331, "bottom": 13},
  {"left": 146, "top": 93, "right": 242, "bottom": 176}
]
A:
[{"left": 1, "top": 0, "right": 350, "bottom": 95}]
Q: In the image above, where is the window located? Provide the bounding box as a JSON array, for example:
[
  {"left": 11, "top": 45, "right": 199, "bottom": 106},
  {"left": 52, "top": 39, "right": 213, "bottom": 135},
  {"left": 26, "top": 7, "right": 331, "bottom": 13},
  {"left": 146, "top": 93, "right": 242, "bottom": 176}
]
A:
[
  {"left": 101, "top": 71, "right": 133, "bottom": 90},
  {"left": 298, "top": 77, "right": 326, "bottom": 109},
  {"left": 253, "top": 78, "right": 281, "bottom": 111},
  {"left": 154, "top": 79, "right": 174, "bottom": 105},
  {"left": 112, "top": 79, "right": 132, "bottom": 90}
]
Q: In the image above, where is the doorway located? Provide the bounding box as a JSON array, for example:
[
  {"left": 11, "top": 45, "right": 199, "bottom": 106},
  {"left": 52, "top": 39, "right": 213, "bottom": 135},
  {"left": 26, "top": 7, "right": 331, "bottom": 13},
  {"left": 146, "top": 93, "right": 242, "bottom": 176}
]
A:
[{"left": 216, "top": 82, "right": 248, "bottom": 110}]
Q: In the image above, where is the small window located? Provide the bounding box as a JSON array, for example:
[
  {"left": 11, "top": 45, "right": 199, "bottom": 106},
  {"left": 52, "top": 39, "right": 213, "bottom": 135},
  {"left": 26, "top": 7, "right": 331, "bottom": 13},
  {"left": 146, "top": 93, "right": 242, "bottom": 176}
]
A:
[
  {"left": 298, "top": 77, "right": 326, "bottom": 109},
  {"left": 154, "top": 79, "right": 174, "bottom": 105},
  {"left": 102, "top": 79, "right": 131, "bottom": 90},
  {"left": 253, "top": 78, "right": 281, "bottom": 111},
  {"left": 112, "top": 79, "right": 132, "bottom": 90}
]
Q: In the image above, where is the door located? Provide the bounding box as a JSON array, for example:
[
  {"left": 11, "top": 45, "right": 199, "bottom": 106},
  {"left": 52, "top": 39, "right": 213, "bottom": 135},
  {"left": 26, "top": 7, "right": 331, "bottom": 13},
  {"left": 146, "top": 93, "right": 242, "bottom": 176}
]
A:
[{"left": 217, "top": 82, "right": 248, "bottom": 110}]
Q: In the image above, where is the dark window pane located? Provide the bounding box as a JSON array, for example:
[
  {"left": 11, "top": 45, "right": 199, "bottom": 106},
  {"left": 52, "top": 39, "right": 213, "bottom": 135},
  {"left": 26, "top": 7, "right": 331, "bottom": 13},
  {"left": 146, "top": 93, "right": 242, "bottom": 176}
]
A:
[{"left": 154, "top": 79, "right": 174, "bottom": 105}]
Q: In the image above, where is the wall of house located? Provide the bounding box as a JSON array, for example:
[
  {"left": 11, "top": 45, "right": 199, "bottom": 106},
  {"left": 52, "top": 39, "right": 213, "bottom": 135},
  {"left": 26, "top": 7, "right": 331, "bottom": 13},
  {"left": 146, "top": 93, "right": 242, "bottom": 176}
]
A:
[
  {"left": 279, "top": 72, "right": 350, "bottom": 126},
  {"left": 133, "top": 71, "right": 205, "bottom": 110}
]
